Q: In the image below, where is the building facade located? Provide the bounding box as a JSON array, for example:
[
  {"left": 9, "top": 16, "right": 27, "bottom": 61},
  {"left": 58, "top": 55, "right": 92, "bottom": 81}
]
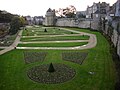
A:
[
  {"left": 115, "top": 0, "right": 120, "bottom": 16},
  {"left": 25, "top": 16, "right": 34, "bottom": 25},
  {"left": 33, "top": 16, "right": 44, "bottom": 25},
  {"left": 86, "top": 2, "right": 110, "bottom": 19}
]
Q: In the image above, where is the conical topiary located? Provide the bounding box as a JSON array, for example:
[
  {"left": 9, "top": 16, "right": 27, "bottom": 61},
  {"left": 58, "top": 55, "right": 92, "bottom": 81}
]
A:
[
  {"left": 48, "top": 63, "right": 55, "bottom": 73},
  {"left": 44, "top": 28, "right": 47, "bottom": 32}
]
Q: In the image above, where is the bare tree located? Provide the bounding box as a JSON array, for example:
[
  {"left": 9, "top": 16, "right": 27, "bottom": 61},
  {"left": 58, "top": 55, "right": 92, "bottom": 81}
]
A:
[{"left": 55, "top": 5, "right": 76, "bottom": 18}]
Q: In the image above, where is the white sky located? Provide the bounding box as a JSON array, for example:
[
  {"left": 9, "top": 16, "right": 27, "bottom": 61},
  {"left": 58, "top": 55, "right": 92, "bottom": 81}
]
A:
[{"left": 0, "top": 0, "right": 116, "bottom": 17}]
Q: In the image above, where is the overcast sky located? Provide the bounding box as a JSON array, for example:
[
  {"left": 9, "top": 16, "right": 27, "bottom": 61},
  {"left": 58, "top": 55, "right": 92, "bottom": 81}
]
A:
[{"left": 0, "top": 0, "right": 116, "bottom": 16}]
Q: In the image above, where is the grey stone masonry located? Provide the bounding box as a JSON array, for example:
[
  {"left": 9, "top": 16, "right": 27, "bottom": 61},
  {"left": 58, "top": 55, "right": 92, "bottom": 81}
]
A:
[{"left": 55, "top": 18, "right": 99, "bottom": 30}]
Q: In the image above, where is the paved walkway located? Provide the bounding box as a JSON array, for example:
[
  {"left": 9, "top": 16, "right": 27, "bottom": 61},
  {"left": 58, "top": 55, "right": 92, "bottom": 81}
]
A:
[
  {"left": 19, "top": 40, "right": 89, "bottom": 44},
  {"left": 0, "top": 47, "right": 8, "bottom": 49},
  {"left": 0, "top": 30, "right": 23, "bottom": 55},
  {"left": 0, "top": 28, "right": 97, "bottom": 55},
  {"left": 22, "top": 34, "right": 82, "bottom": 38}
]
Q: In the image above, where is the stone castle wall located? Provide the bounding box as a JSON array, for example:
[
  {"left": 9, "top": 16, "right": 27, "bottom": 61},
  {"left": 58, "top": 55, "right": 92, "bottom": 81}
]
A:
[
  {"left": 112, "top": 22, "right": 120, "bottom": 58},
  {"left": 104, "top": 19, "right": 120, "bottom": 58},
  {"left": 117, "top": 36, "right": 120, "bottom": 57},
  {"left": 112, "top": 29, "right": 120, "bottom": 58},
  {"left": 55, "top": 18, "right": 120, "bottom": 58},
  {"left": 44, "top": 14, "right": 120, "bottom": 58},
  {"left": 55, "top": 18, "right": 99, "bottom": 30}
]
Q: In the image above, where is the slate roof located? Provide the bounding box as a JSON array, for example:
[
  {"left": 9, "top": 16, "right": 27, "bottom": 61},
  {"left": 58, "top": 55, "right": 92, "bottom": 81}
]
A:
[
  {"left": 47, "top": 8, "right": 52, "bottom": 12},
  {"left": 94, "top": 10, "right": 100, "bottom": 14}
]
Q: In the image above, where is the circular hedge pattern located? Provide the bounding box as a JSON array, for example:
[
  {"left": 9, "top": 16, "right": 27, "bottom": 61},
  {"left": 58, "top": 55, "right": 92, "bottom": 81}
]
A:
[{"left": 27, "top": 64, "right": 76, "bottom": 84}]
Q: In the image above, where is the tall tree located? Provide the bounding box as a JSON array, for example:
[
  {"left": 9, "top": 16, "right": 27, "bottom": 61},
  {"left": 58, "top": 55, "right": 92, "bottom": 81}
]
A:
[
  {"left": 10, "top": 16, "right": 21, "bottom": 34},
  {"left": 19, "top": 16, "right": 26, "bottom": 27},
  {"left": 0, "top": 10, "right": 14, "bottom": 23}
]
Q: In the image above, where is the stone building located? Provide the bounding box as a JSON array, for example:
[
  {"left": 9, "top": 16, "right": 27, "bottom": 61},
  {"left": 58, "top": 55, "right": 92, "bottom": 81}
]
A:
[
  {"left": 86, "top": 2, "right": 110, "bottom": 19},
  {"left": 33, "top": 16, "right": 44, "bottom": 25},
  {"left": 76, "top": 11, "right": 86, "bottom": 18},
  {"left": 115, "top": 0, "right": 120, "bottom": 16},
  {"left": 25, "top": 16, "right": 34, "bottom": 25},
  {"left": 44, "top": 8, "right": 56, "bottom": 26},
  {"left": 108, "top": 4, "right": 116, "bottom": 17}
]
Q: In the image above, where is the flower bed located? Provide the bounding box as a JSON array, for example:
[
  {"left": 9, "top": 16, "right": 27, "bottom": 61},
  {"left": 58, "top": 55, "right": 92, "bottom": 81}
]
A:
[
  {"left": 24, "top": 52, "right": 47, "bottom": 64},
  {"left": 62, "top": 52, "right": 88, "bottom": 65},
  {"left": 27, "top": 64, "right": 76, "bottom": 84},
  {"left": 0, "top": 34, "right": 17, "bottom": 46}
]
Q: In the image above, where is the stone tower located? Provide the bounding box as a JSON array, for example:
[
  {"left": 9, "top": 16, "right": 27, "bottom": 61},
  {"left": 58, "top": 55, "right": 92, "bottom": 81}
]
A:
[{"left": 44, "top": 8, "right": 56, "bottom": 26}]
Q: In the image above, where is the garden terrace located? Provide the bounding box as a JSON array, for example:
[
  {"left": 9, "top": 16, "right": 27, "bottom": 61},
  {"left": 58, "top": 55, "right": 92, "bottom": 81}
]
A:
[
  {"left": 22, "top": 27, "right": 78, "bottom": 36},
  {"left": 0, "top": 27, "right": 116, "bottom": 90}
]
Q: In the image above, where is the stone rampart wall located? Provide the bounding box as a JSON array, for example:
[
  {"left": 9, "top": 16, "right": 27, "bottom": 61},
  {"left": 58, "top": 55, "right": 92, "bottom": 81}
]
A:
[{"left": 55, "top": 18, "right": 99, "bottom": 30}]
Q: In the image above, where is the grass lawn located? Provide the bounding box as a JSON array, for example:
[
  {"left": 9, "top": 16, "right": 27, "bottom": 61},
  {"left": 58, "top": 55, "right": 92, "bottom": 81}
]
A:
[
  {"left": 17, "top": 42, "right": 88, "bottom": 47},
  {"left": 0, "top": 28, "right": 116, "bottom": 90},
  {"left": 21, "top": 35, "right": 89, "bottom": 42},
  {"left": 22, "top": 27, "right": 78, "bottom": 36}
]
